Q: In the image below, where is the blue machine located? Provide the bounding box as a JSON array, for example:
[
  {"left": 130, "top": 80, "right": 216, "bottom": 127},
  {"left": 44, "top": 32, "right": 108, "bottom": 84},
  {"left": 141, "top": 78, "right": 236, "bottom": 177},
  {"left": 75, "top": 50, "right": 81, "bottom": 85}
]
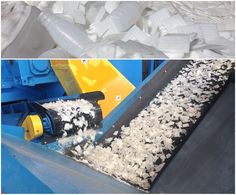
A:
[
  {"left": 1, "top": 60, "right": 65, "bottom": 103},
  {"left": 1, "top": 59, "right": 167, "bottom": 193},
  {"left": 110, "top": 59, "right": 165, "bottom": 87}
]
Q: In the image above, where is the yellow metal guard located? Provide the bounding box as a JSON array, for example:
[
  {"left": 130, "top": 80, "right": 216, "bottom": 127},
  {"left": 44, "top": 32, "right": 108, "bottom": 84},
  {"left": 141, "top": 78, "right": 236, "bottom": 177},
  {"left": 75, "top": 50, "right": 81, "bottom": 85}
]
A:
[
  {"left": 50, "top": 60, "right": 135, "bottom": 117},
  {"left": 21, "top": 115, "right": 44, "bottom": 141}
]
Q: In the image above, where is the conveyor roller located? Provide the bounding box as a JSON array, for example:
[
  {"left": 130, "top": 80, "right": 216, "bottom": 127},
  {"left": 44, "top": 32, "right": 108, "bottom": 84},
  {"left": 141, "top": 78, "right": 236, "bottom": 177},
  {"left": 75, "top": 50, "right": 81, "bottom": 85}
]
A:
[{"left": 22, "top": 91, "right": 104, "bottom": 144}]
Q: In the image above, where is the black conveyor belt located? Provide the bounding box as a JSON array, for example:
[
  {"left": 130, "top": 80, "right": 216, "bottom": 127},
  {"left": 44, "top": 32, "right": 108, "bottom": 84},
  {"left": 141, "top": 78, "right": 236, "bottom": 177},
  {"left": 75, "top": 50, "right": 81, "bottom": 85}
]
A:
[{"left": 151, "top": 81, "right": 235, "bottom": 193}]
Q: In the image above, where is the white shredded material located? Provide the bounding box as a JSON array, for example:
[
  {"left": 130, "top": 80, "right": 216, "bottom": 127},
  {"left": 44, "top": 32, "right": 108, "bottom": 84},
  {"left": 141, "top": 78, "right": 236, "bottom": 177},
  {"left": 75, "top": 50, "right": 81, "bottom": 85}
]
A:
[
  {"left": 71, "top": 60, "right": 234, "bottom": 190},
  {"left": 57, "top": 129, "right": 97, "bottom": 149},
  {"left": 42, "top": 99, "right": 95, "bottom": 133},
  {"left": 43, "top": 99, "right": 95, "bottom": 124},
  {"left": 3, "top": 1, "right": 234, "bottom": 58},
  {"left": 42, "top": 99, "right": 98, "bottom": 150}
]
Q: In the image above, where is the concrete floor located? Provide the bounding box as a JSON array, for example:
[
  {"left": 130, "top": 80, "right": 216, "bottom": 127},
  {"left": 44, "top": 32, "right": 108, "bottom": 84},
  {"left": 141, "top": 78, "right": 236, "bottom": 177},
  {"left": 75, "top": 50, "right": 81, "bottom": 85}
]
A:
[{"left": 151, "top": 81, "right": 235, "bottom": 193}]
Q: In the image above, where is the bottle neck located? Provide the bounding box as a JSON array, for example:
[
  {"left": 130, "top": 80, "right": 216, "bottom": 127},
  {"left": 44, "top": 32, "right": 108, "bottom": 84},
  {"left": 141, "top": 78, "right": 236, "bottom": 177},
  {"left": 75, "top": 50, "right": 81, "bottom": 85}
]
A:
[{"left": 38, "top": 11, "right": 57, "bottom": 28}]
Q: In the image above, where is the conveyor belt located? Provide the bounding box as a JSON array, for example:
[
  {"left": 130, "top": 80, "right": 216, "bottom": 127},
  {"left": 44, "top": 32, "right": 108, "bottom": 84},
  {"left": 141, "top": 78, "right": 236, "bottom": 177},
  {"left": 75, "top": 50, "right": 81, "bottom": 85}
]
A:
[
  {"left": 151, "top": 80, "right": 235, "bottom": 193},
  {"left": 66, "top": 60, "right": 234, "bottom": 191},
  {"left": 99, "top": 60, "right": 189, "bottom": 142}
]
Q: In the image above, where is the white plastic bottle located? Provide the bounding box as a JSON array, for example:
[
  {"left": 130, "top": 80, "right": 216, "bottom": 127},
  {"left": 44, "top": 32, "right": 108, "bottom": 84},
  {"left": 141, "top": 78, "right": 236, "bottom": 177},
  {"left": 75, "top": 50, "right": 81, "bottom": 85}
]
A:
[
  {"left": 93, "top": 2, "right": 145, "bottom": 37},
  {"left": 38, "top": 11, "right": 93, "bottom": 57},
  {"left": 110, "top": 2, "right": 144, "bottom": 31}
]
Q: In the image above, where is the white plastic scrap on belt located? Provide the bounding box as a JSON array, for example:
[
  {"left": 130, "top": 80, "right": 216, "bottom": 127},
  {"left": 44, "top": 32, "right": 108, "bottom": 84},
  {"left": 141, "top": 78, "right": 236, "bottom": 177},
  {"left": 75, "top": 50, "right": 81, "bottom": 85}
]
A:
[
  {"left": 2, "top": 1, "right": 235, "bottom": 58},
  {"left": 71, "top": 60, "right": 234, "bottom": 191}
]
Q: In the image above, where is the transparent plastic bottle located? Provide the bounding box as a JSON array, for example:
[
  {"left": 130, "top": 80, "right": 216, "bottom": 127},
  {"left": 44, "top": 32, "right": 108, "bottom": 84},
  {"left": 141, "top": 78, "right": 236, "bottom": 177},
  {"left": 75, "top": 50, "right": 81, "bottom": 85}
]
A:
[
  {"left": 38, "top": 11, "right": 93, "bottom": 57},
  {"left": 2, "top": 6, "right": 55, "bottom": 58}
]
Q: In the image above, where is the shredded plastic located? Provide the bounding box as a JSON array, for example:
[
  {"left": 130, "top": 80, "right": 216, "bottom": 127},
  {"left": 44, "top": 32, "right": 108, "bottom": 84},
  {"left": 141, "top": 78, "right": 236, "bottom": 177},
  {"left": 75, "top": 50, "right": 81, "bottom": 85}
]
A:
[
  {"left": 42, "top": 99, "right": 100, "bottom": 153},
  {"left": 68, "top": 60, "right": 234, "bottom": 191}
]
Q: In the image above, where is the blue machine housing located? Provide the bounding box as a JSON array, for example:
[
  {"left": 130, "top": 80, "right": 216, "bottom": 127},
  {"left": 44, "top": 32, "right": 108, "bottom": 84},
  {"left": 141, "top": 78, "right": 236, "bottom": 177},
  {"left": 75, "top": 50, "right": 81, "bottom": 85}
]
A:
[
  {"left": 110, "top": 60, "right": 143, "bottom": 87},
  {"left": 4, "top": 60, "right": 56, "bottom": 86},
  {"left": 1, "top": 60, "right": 65, "bottom": 103},
  {"left": 110, "top": 59, "right": 165, "bottom": 87}
]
